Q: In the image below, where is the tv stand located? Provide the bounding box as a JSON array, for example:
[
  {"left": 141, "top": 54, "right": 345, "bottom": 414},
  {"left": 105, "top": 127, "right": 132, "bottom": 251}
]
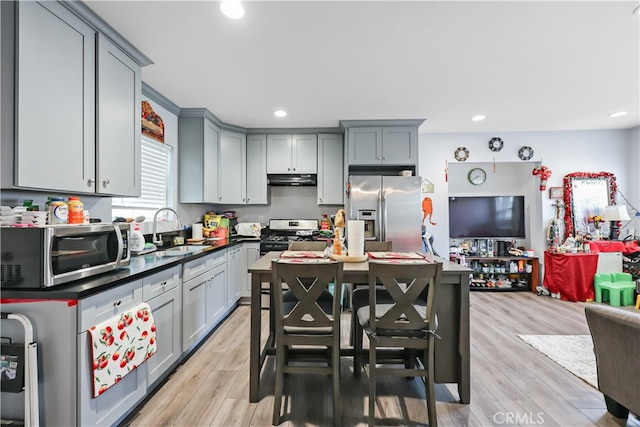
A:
[{"left": 457, "top": 256, "right": 539, "bottom": 292}]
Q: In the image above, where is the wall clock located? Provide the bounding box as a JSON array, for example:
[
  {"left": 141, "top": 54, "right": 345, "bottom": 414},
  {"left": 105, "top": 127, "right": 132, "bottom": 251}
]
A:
[
  {"left": 454, "top": 147, "right": 469, "bottom": 161},
  {"left": 518, "top": 146, "right": 534, "bottom": 160},
  {"left": 489, "top": 137, "right": 503, "bottom": 152},
  {"left": 468, "top": 167, "right": 487, "bottom": 185}
]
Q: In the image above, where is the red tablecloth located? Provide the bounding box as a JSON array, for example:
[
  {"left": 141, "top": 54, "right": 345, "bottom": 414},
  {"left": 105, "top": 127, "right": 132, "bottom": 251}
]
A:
[
  {"left": 588, "top": 240, "right": 626, "bottom": 253},
  {"left": 588, "top": 240, "right": 640, "bottom": 254},
  {"left": 543, "top": 251, "right": 599, "bottom": 302}
]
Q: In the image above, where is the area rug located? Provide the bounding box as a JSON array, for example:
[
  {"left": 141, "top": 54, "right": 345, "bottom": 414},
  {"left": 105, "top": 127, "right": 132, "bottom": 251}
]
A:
[{"left": 517, "top": 334, "right": 598, "bottom": 389}]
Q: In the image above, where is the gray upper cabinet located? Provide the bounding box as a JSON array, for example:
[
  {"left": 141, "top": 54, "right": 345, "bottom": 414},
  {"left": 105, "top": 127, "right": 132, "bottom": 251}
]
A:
[
  {"left": 266, "top": 134, "right": 317, "bottom": 174},
  {"left": 381, "top": 127, "right": 417, "bottom": 165},
  {"left": 246, "top": 135, "right": 268, "bottom": 204},
  {"left": 178, "top": 114, "right": 219, "bottom": 203},
  {"left": 347, "top": 127, "right": 381, "bottom": 166},
  {"left": 219, "top": 130, "right": 247, "bottom": 204},
  {"left": 15, "top": 1, "right": 96, "bottom": 193},
  {"left": 317, "top": 134, "right": 344, "bottom": 205},
  {"left": 344, "top": 121, "right": 422, "bottom": 167},
  {"left": 10, "top": 1, "right": 144, "bottom": 196},
  {"left": 97, "top": 34, "right": 141, "bottom": 196}
]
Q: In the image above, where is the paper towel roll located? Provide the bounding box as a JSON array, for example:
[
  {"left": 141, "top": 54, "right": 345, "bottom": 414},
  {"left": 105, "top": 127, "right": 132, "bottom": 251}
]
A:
[
  {"left": 347, "top": 220, "right": 365, "bottom": 256},
  {"left": 192, "top": 223, "right": 203, "bottom": 240}
]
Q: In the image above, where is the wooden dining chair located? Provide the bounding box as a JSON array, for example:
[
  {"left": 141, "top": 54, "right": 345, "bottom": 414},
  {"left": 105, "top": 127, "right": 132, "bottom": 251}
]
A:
[
  {"left": 354, "top": 261, "right": 443, "bottom": 427},
  {"left": 270, "top": 260, "right": 344, "bottom": 426},
  {"left": 349, "top": 241, "right": 393, "bottom": 349},
  {"left": 287, "top": 240, "right": 328, "bottom": 251}
]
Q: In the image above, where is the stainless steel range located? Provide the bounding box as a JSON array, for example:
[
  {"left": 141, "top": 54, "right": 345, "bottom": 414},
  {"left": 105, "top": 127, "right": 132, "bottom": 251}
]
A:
[{"left": 259, "top": 219, "right": 320, "bottom": 255}]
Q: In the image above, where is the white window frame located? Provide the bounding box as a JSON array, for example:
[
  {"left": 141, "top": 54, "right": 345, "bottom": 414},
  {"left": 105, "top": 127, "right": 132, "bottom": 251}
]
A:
[{"left": 112, "top": 137, "right": 177, "bottom": 234}]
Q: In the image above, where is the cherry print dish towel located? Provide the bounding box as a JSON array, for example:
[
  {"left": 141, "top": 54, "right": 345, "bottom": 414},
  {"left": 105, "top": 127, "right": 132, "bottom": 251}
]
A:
[{"left": 88, "top": 302, "right": 157, "bottom": 397}]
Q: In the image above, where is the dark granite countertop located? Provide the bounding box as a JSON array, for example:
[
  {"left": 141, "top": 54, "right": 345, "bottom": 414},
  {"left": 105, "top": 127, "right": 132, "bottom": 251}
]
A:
[{"left": 0, "top": 238, "right": 256, "bottom": 300}]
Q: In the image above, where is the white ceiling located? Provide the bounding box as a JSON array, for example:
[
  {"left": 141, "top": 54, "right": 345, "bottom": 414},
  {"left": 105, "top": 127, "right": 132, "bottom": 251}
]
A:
[{"left": 87, "top": 1, "right": 640, "bottom": 133}]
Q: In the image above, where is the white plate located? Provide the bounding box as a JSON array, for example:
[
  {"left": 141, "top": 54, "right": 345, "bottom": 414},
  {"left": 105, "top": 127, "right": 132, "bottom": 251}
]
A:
[{"left": 0, "top": 206, "right": 28, "bottom": 212}]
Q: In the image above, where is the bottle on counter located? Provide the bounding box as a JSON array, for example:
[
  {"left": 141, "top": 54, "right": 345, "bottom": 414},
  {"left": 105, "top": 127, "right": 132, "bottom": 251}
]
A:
[
  {"left": 67, "top": 197, "right": 84, "bottom": 224},
  {"left": 49, "top": 197, "right": 68, "bottom": 224},
  {"left": 320, "top": 214, "right": 331, "bottom": 230},
  {"left": 333, "top": 230, "right": 342, "bottom": 255},
  {"left": 130, "top": 223, "right": 146, "bottom": 252}
]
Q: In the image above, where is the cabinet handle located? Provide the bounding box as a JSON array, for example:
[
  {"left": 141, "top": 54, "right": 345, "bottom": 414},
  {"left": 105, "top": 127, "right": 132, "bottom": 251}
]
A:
[
  {"left": 383, "top": 157, "right": 388, "bottom": 160},
  {"left": 103, "top": 179, "right": 110, "bottom": 187},
  {"left": 113, "top": 300, "right": 122, "bottom": 307},
  {"left": 376, "top": 156, "right": 382, "bottom": 160},
  {"left": 161, "top": 280, "right": 167, "bottom": 286},
  {"left": 319, "top": 198, "right": 323, "bottom": 203},
  {"left": 87, "top": 178, "right": 95, "bottom": 186},
  {"left": 287, "top": 167, "right": 291, "bottom": 171}
]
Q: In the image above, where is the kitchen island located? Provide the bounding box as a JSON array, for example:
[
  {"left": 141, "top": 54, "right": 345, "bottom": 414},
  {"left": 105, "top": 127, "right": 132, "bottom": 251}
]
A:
[{"left": 248, "top": 252, "right": 473, "bottom": 404}]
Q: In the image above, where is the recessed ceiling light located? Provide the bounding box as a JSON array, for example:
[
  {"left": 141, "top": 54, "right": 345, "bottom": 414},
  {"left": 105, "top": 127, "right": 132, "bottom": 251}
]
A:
[
  {"left": 274, "top": 110, "right": 287, "bottom": 118},
  {"left": 608, "top": 111, "right": 628, "bottom": 118},
  {"left": 220, "top": 0, "right": 244, "bottom": 19},
  {"left": 471, "top": 115, "right": 485, "bottom": 122}
]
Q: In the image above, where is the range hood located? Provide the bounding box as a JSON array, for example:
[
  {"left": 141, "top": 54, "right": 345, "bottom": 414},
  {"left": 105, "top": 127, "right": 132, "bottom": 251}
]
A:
[{"left": 267, "top": 174, "right": 317, "bottom": 186}]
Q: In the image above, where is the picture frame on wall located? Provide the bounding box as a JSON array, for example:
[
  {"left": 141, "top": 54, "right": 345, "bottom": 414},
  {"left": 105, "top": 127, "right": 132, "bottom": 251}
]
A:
[{"left": 549, "top": 187, "right": 563, "bottom": 199}]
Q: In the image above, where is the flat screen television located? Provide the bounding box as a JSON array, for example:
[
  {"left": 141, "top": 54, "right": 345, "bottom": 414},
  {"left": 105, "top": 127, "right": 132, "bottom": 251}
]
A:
[{"left": 448, "top": 196, "right": 526, "bottom": 238}]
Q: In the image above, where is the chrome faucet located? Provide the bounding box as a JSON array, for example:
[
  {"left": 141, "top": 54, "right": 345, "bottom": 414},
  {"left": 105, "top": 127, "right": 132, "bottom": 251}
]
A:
[{"left": 153, "top": 207, "right": 183, "bottom": 246}]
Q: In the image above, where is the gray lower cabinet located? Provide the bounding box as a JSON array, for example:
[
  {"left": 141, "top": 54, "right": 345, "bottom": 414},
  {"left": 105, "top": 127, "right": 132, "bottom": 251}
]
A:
[
  {"left": 182, "top": 250, "right": 227, "bottom": 352},
  {"left": 78, "top": 279, "right": 146, "bottom": 427},
  {"left": 317, "top": 133, "right": 344, "bottom": 205},
  {"left": 0, "top": 249, "right": 238, "bottom": 425},
  {"left": 142, "top": 267, "right": 182, "bottom": 387},
  {"left": 227, "top": 245, "right": 244, "bottom": 306},
  {"left": 242, "top": 242, "right": 261, "bottom": 297}
]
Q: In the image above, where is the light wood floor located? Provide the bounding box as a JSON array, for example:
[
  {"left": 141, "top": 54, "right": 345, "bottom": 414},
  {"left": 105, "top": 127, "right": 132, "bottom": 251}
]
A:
[{"left": 124, "top": 292, "right": 640, "bottom": 426}]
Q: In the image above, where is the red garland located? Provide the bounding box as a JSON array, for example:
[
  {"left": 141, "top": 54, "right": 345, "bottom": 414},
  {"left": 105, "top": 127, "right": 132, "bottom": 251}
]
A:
[{"left": 562, "top": 172, "right": 617, "bottom": 239}]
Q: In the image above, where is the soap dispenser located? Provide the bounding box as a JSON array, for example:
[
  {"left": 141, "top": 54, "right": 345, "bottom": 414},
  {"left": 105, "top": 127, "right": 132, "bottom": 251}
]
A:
[{"left": 130, "top": 223, "right": 146, "bottom": 252}]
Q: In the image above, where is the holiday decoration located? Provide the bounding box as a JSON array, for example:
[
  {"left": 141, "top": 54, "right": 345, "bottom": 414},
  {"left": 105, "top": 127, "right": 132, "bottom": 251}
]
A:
[{"left": 532, "top": 165, "right": 552, "bottom": 191}]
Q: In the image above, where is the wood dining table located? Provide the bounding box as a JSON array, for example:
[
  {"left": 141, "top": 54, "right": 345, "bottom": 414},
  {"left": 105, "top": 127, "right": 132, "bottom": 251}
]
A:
[{"left": 247, "top": 251, "right": 473, "bottom": 404}]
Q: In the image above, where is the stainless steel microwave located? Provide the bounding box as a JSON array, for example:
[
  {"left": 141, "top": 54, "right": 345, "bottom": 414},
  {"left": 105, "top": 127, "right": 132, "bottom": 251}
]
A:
[{"left": 1, "top": 223, "right": 130, "bottom": 288}]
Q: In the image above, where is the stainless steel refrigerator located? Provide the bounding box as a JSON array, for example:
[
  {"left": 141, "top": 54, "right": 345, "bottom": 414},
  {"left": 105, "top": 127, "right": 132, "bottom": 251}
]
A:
[{"left": 348, "top": 175, "right": 423, "bottom": 252}]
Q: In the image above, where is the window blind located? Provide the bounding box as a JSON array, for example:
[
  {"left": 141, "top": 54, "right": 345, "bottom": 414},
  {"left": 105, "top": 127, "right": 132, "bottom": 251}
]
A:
[{"left": 112, "top": 139, "right": 172, "bottom": 210}]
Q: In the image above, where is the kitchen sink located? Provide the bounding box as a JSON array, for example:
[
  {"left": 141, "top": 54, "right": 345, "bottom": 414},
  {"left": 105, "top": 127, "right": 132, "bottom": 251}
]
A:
[{"left": 155, "top": 245, "right": 209, "bottom": 257}]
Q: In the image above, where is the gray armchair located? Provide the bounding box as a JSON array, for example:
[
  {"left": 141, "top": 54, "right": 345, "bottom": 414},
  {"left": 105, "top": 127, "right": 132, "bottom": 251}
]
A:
[{"left": 585, "top": 304, "right": 640, "bottom": 420}]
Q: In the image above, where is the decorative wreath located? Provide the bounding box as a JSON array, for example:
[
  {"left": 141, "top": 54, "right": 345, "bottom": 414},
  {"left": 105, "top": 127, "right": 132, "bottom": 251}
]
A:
[
  {"left": 454, "top": 147, "right": 469, "bottom": 162},
  {"left": 518, "top": 146, "right": 534, "bottom": 160},
  {"left": 489, "top": 137, "right": 503, "bottom": 152}
]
